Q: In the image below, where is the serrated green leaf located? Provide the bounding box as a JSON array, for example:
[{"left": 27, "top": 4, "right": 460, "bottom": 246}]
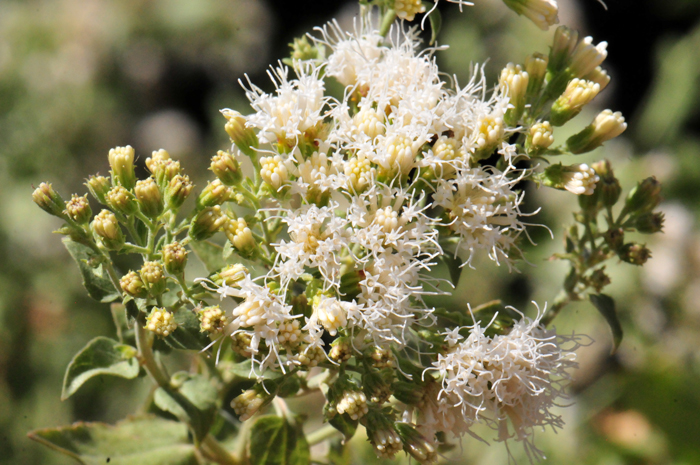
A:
[
  {"left": 28, "top": 415, "right": 197, "bottom": 465},
  {"left": 161, "top": 308, "right": 210, "bottom": 351},
  {"left": 61, "top": 337, "right": 139, "bottom": 400},
  {"left": 328, "top": 414, "right": 358, "bottom": 442},
  {"left": 590, "top": 293, "right": 623, "bottom": 353},
  {"left": 62, "top": 237, "right": 119, "bottom": 303},
  {"left": 423, "top": 1, "right": 442, "bottom": 45},
  {"left": 248, "top": 415, "right": 310, "bottom": 465},
  {"left": 154, "top": 373, "right": 217, "bottom": 443},
  {"left": 189, "top": 239, "right": 226, "bottom": 273}
]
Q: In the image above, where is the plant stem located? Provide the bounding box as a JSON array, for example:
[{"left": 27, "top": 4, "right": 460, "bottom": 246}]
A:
[
  {"left": 134, "top": 312, "right": 171, "bottom": 388},
  {"left": 306, "top": 424, "right": 341, "bottom": 446},
  {"left": 542, "top": 289, "right": 572, "bottom": 327},
  {"left": 201, "top": 435, "right": 239, "bottom": 465}
]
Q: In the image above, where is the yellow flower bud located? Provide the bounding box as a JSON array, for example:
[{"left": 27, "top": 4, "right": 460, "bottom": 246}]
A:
[
  {"left": 197, "top": 179, "right": 231, "bottom": 209},
  {"left": 550, "top": 78, "right": 600, "bottom": 126},
  {"left": 86, "top": 175, "right": 112, "bottom": 205},
  {"left": 107, "top": 186, "right": 139, "bottom": 216},
  {"left": 120, "top": 270, "right": 148, "bottom": 298},
  {"left": 140, "top": 261, "right": 166, "bottom": 296},
  {"left": 32, "top": 182, "right": 66, "bottom": 217},
  {"left": 145, "top": 307, "right": 178, "bottom": 337},
  {"left": 64, "top": 194, "right": 92, "bottom": 224},
  {"left": 166, "top": 174, "right": 193, "bottom": 210},
  {"left": 190, "top": 206, "right": 226, "bottom": 241},
  {"left": 566, "top": 109, "right": 627, "bottom": 154},
  {"left": 162, "top": 241, "right": 188, "bottom": 275},
  {"left": 210, "top": 150, "right": 242, "bottom": 186},
  {"left": 92, "top": 210, "right": 124, "bottom": 250},
  {"left": 108, "top": 146, "right": 136, "bottom": 190}
]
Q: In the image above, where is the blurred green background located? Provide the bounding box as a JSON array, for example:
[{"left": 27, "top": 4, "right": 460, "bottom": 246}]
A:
[{"left": 1, "top": 0, "right": 700, "bottom": 464}]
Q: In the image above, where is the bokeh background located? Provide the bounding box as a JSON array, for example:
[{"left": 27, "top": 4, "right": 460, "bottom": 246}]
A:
[{"left": 1, "top": 0, "right": 700, "bottom": 463}]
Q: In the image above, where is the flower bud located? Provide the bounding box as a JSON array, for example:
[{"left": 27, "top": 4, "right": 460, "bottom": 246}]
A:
[
  {"left": 366, "top": 410, "right": 402, "bottom": 459},
  {"left": 278, "top": 319, "right": 302, "bottom": 347},
  {"left": 329, "top": 337, "right": 352, "bottom": 363},
  {"left": 224, "top": 217, "right": 256, "bottom": 256},
  {"left": 588, "top": 267, "right": 611, "bottom": 292},
  {"left": 296, "top": 345, "right": 324, "bottom": 368},
  {"left": 604, "top": 228, "right": 624, "bottom": 251},
  {"left": 212, "top": 263, "right": 248, "bottom": 287},
  {"left": 590, "top": 160, "right": 621, "bottom": 207},
  {"left": 232, "top": 388, "right": 270, "bottom": 421},
  {"left": 525, "top": 52, "right": 548, "bottom": 99},
  {"left": 570, "top": 36, "right": 608, "bottom": 78},
  {"left": 166, "top": 174, "right": 193, "bottom": 210},
  {"left": 64, "top": 194, "right": 92, "bottom": 224},
  {"left": 197, "top": 179, "right": 231, "bottom": 209},
  {"left": 140, "top": 261, "right": 167, "bottom": 296},
  {"left": 33, "top": 183, "right": 66, "bottom": 217},
  {"left": 107, "top": 186, "right": 138, "bottom": 216},
  {"left": 395, "top": 422, "right": 438, "bottom": 465},
  {"left": 289, "top": 35, "right": 319, "bottom": 61},
  {"left": 550, "top": 78, "right": 600, "bottom": 126},
  {"left": 499, "top": 63, "right": 529, "bottom": 125},
  {"left": 566, "top": 109, "right": 627, "bottom": 154},
  {"left": 473, "top": 114, "right": 505, "bottom": 160},
  {"left": 210, "top": 150, "right": 242, "bottom": 186},
  {"left": 231, "top": 332, "right": 254, "bottom": 358},
  {"left": 145, "top": 149, "right": 171, "bottom": 174},
  {"left": 198, "top": 305, "right": 228, "bottom": 333},
  {"left": 120, "top": 270, "right": 148, "bottom": 298},
  {"left": 222, "top": 109, "right": 258, "bottom": 156},
  {"left": 259, "top": 155, "right": 290, "bottom": 191},
  {"left": 394, "top": 0, "right": 426, "bottom": 21},
  {"left": 312, "top": 295, "right": 347, "bottom": 337},
  {"left": 362, "top": 368, "right": 393, "bottom": 404},
  {"left": 367, "top": 346, "right": 395, "bottom": 369},
  {"left": 134, "top": 178, "right": 164, "bottom": 218},
  {"left": 542, "top": 163, "right": 599, "bottom": 195},
  {"left": 392, "top": 381, "right": 424, "bottom": 406},
  {"left": 549, "top": 26, "right": 579, "bottom": 74},
  {"left": 502, "top": 0, "right": 559, "bottom": 31},
  {"left": 190, "top": 206, "right": 226, "bottom": 241},
  {"left": 108, "top": 146, "right": 136, "bottom": 190},
  {"left": 162, "top": 241, "right": 188, "bottom": 275},
  {"left": 336, "top": 389, "right": 368, "bottom": 420},
  {"left": 625, "top": 177, "right": 662, "bottom": 214},
  {"left": 619, "top": 243, "right": 651, "bottom": 266},
  {"left": 92, "top": 209, "right": 124, "bottom": 250},
  {"left": 634, "top": 211, "right": 665, "bottom": 234},
  {"left": 149, "top": 156, "right": 181, "bottom": 189},
  {"left": 145, "top": 307, "right": 178, "bottom": 337},
  {"left": 526, "top": 121, "right": 554, "bottom": 153},
  {"left": 584, "top": 66, "right": 610, "bottom": 91},
  {"left": 86, "top": 175, "right": 112, "bottom": 204}
]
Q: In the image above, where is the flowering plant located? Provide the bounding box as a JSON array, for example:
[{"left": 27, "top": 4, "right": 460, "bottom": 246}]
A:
[{"left": 29, "top": 1, "right": 663, "bottom": 464}]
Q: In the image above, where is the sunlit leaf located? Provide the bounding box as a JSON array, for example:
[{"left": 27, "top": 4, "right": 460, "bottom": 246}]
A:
[
  {"left": 62, "top": 237, "right": 119, "bottom": 303},
  {"left": 248, "top": 415, "right": 310, "bottom": 465}
]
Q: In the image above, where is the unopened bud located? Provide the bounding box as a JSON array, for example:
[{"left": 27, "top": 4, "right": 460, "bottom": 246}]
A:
[
  {"left": 210, "top": 150, "right": 242, "bottom": 186},
  {"left": 584, "top": 66, "right": 610, "bottom": 91},
  {"left": 120, "top": 270, "right": 148, "bottom": 298},
  {"left": 86, "top": 175, "right": 112, "bottom": 204},
  {"left": 619, "top": 243, "right": 651, "bottom": 266},
  {"left": 392, "top": 381, "right": 424, "bottom": 406},
  {"left": 289, "top": 35, "right": 319, "bottom": 61},
  {"left": 634, "top": 211, "right": 665, "bottom": 234},
  {"left": 590, "top": 160, "right": 621, "bottom": 207},
  {"left": 64, "top": 194, "right": 92, "bottom": 224},
  {"left": 395, "top": 422, "right": 438, "bottom": 465},
  {"left": 162, "top": 241, "right": 188, "bottom": 275},
  {"left": 549, "top": 26, "right": 579, "bottom": 74},
  {"left": 312, "top": 295, "right": 348, "bottom": 337},
  {"left": 198, "top": 305, "right": 228, "bottom": 333},
  {"left": 278, "top": 320, "right": 302, "bottom": 347},
  {"left": 366, "top": 410, "right": 402, "bottom": 459},
  {"left": 473, "top": 114, "right": 505, "bottom": 160},
  {"left": 527, "top": 121, "right": 554, "bottom": 153},
  {"left": 570, "top": 36, "right": 608, "bottom": 78},
  {"left": 566, "top": 109, "right": 627, "bottom": 154},
  {"left": 147, "top": 150, "right": 181, "bottom": 188},
  {"left": 197, "top": 179, "right": 231, "bottom": 209},
  {"left": 32, "top": 183, "right": 66, "bottom": 217},
  {"left": 329, "top": 337, "right": 352, "bottom": 363},
  {"left": 108, "top": 146, "right": 136, "bottom": 190},
  {"left": 336, "top": 389, "right": 368, "bottom": 420},
  {"left": 502, "top": 0, "right": 559, "bottom": 31},
  {"left": 604, "top": 228, "right": 624, "bottom": 251},
  {"left": 524, "top": 52, "right": 548, "bottom": 99},
  {"left": 296, "top": 345, "right": 324, "bottom": 368},
  {"left": 542, "top": 163, "right": 599, "bottom": 195},
  {"left": 92, "top": 210, "right": 124, "bottom": 250},
  {"left": 145, "top": 149, "right": 170, "bottom": 173},
  {"left": 231, "top": 332, "right": 254, "bottom": 358},
  {"left": 190, "top": 206, "right": 226, "bottom": 241},
  {"left": 134, "top": 178, "right": 164, "bottom": 218},
  {"left": 212, "top": 264, "right": 248, "bottom": 287},
  {"left": 625, "top": 177, "right": 662, "bottom": 214},
  {"left": 394, "top": 0, "right": 427, "bottom": 21},
  {"left": 107, "top": 186, "right": 138, "bottom": 216},
  {"left": 166, "top": 174, "right": 193, "bottom": 210},
  {"left": 222, "top": 109, "right": 258, "bottom": 156},
  {"left": 499, "top": 63, "right": 529, "bottom": 125},
  {"left": 140, "top": 261, "right": 166, "bottom": 296},
  {"left": 232, "top": 388, "right": 270, "bottom": 421},
  {"left": 224, "top": 217, "right": 256, "bottom": 256},
  {"left": 145, "top": 307, "right": 177, "bottom": 337},
  {"left": 259, "top": 155, "right": 290, "bottom": 191},
  {"left": 550, "top": 78, "right": 600, "bottom": 126}
]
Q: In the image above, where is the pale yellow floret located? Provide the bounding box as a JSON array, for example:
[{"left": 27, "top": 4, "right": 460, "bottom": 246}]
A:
[
  {"left": 563, "top": 163, "right": 599, "bottom": 195},
  {"left": 353, "top": 107, "right": 385, "bottom": 139},
  {"left": 344, "top": 154, "right": 375, "bottom": 193},
  {"left": 225, "top": 218, "right": 256, "bottom": 253},
  {"left": 336, "top": 390, "right": 368, "bottom": 420},
  {"left": 260, "top": 155, "right": 289, "bottom": 190},
  {"left": 394, "top": 0, "right": 427, "bottom": 21},
  {"left": 278, "top": 319, "right": 302, "bottom": 347},
  {"left": 529, "top": 121, "right": 554, "bottom": 149},
  {"left": 146, "top": 308, "right": 178, "bottom": 337},
  {"left": 232, "top": 389, "right": 265, "bottom": 421},
  {"left": 475, "top": 115, "right": 505, "bottom": 151},
  {"left": 383, "top": 134, "right": 415, "bottom": 176}
]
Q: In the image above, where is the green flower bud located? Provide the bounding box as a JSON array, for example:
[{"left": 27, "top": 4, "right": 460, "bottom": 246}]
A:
[
  {"left": 395, "top": 422, "right": 438, "bottom": 464},
  {"left": 197, "top": 179, "right": 231, "bottom": 209},
  {"left": 501, "top": 0, "right": 558, "bottom": 31},
  {"left": 146, "top": 149, "right": 181, "bottom": 188},
  {"left": 392, "top": 380, "right": 423, "bottom": 406},
  {"left": 210, "top": 150, "right": 242, "bottom": 186},
  {"left": 162, "top": 241, "right": 188, "bottom": 275},
  {"left": 566, "top": 109, "right": 627, "bottom": 154},
  {"left": 549, "top": 26, "right": 579, "bottom": 74},
  {"left": 289, "top": 35, "right": 319, "bottom": 61},
  {"left": 543, "top": 163, "right": 599, "bottom": 195},
  {"left": 588, "top": 267, "right": 611, "bottom": 292},
  {"left": 140, "top": 261, "right": 166, "bottom": 296},
  {"left": 362, "top": 367, "right": 394, "bottom": 404},
  {"left": 198, "top": 305, "right": 228, "bottom": 333},
  {"left": 625, "top": 177, "right": 661, "bottom": 215},
  {"left": 120, "top": 270, "right": 148, "bottom": 298},
  {"left": 619, "top": 243, "right": 651, "bottom": 266},
  {"left": 212, "top": 264, "right": 248, "bottom": 287},
  {"left": 524, "top": 52, "right": 548, "bottom": 100},
  {"left": 86, "top": 175, "right": 111, "bottom": 204},
  {"left": 64, "top": 194, "right": 92, "bottom": 224},
  {"left": 604, "top": 228, "right": 624, "bottom": 251},
  {"left": 550, "top": 78, "right": 600, "bottom": 126},
  {"left": 32, "top": 182, "right": 66, "bottom": 217},
  {"left": 108, "top": 146, "right": 136, "bottom": 190},
  {"left": 499, "top": 63, "right": 529, "bottom": 125},
  {"left": 222, "top": 109, "right": 258, "bottom": 156},
  {"left": 232, "top": 388, "right": 271, "bottom": 421},
  {"left": 190, "top": 206, "right": 226, "bottom": 241},
  {"left": 92, "top": 209, "right": 124, "bottom": 250},
  {"left": 145, "top": 307, "right": 177, "bottom": 337},
  {"left": 634, "top": 211, "right": 665, "bottom": 234},
  {"left": 590, "top": 160, "right": 621, "bottom": 208},
  {"left": 134, "top": 178, "right": 164, "bottom": 218},
  {"left": 166, "top": 174, "right": 193, "bottom": 210},
  {"left": 365, "top": 409, "right": 402, "bottom": 459},
  {"left": 107, "top": 186, "right": 138, "bottom": 216}
]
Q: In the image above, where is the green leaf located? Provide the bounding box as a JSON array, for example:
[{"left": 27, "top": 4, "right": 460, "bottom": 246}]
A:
[
  {"left": 590, "top": 293, "right": 623, "bottom": 353},
  {"left": 27, "top": 415, "right": 197, "bottom": 465},
  {"left": 62, "top": 237, "right": 119, "bottom": 303},
  {"left": 229, "top": 360, "right": 283, "bottom": 381},
  {"left": 161, "top": 308, "right": 210, "bottom": 351},
  {"left": 189, "top": 239, "right": 226, "bottom": 273},
  {"left": 62, "top": 337, "right": 139, "bottom": 400},
  {"left": 248, "top": 415, "right": 310, "bottom": 465},
  {"left": 154, "top": 373, "right": 217, "bottom": 443},
  {"left": 329, "top": 414, "right": 358, "bottom": 442},
  {"left": 110, "top": 303, "right": 135, "bottom": 345},
  {"left": 424, "top": 1, "right": 442, "bottom": 45},
  {"left": 438, "top": 253, "right": 463, "bottom": 287}
]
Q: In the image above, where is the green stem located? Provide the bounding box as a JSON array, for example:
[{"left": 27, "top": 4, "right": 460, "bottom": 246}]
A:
[
  {"left": 201, "top": 435, "right": 239, "bottom": 465},
  {"left": 306, "top": 424, "right": 341, "bottom": 446},
  {"left": 542, "top": 289, "right": 572, "bottom": 327},
  {"left": 135, "top": 312, "right": 171, "bottom": 388}
]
